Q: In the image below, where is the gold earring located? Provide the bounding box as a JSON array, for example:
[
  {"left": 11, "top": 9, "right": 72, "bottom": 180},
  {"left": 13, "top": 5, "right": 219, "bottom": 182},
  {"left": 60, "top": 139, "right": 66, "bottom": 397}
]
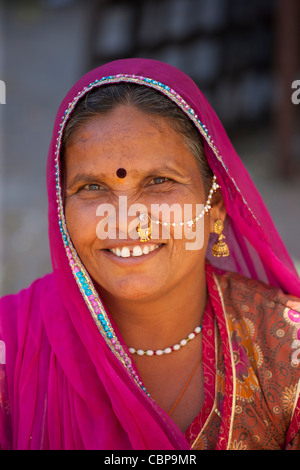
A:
[
  {"left": 137, "top": 214, "right": 152, "bottom": 242},
  {"left": 212, "top": 220, "right": 229, "bottom": 257}
]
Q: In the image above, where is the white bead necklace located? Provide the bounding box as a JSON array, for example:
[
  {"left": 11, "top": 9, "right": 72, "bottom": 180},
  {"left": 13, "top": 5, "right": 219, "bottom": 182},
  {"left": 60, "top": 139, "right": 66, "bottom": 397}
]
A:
[{"left": 128, "top": 325, "right": 202, "bottom": 356}]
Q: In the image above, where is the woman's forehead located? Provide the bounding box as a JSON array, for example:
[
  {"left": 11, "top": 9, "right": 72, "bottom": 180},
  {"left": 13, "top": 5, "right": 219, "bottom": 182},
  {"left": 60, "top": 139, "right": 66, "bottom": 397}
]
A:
[{"left": 63, "top": 106, "right": 200, "bottom": 177}]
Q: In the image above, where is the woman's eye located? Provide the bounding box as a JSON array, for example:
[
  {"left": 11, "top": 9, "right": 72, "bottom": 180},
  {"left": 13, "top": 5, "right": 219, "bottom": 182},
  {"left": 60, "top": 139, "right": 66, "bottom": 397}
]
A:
[
  {"left": 84, "top": 184, "right": 102, "bottom": 191},
  {"left": 149, "top": 177, "right": 168, "bottom": 185}
]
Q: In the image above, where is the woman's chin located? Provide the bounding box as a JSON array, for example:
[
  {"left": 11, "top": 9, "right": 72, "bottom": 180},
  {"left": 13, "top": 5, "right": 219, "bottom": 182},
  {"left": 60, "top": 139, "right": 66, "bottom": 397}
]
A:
[
  {"left": 90, "top": 244, "right": 169, "bottom": 302},
  {"left": 95, "top": 274, "right": 164, "bottom": 303}
]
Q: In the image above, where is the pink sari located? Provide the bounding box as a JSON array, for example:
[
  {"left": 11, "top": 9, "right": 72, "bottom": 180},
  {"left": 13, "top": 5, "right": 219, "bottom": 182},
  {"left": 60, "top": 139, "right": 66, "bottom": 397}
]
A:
[{"left": 1, "top": 59, "right": 300, "bottom": 450}]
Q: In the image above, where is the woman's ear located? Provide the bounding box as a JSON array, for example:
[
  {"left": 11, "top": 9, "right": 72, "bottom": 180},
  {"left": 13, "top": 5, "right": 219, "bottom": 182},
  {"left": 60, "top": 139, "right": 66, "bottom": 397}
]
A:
[{"left": 209, "top": 191, "right": 227, "bottom": 232}]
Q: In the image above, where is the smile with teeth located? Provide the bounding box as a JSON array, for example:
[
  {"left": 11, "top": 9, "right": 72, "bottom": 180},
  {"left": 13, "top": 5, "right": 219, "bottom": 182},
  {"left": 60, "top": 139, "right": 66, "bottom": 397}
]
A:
[{"left": 108, "top": 244, "right": 161, "bottom": 258}]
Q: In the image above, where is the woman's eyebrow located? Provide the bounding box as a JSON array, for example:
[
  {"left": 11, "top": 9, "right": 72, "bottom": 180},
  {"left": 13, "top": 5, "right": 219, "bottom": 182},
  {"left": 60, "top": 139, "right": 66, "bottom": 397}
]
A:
[
  {"left": 66, "top": 165, "right": 186, "bottom": 188},
  {"left": 146, "top": 165, "right": 186, "bottom": 178},
  {"left": 66, "top": 173, "right": 106, "bottom": 188}
]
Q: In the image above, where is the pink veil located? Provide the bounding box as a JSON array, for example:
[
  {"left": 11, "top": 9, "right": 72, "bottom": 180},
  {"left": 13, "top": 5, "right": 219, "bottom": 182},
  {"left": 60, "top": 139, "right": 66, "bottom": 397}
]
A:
[{"left": 1, "top": 58, "right": 300, "bottom": 450}]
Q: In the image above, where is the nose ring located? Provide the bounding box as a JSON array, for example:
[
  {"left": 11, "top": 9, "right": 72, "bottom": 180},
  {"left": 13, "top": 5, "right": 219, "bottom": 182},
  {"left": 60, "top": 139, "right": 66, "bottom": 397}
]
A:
[{"left": 137, "top": 214, "right": 152, "bottom": 242}]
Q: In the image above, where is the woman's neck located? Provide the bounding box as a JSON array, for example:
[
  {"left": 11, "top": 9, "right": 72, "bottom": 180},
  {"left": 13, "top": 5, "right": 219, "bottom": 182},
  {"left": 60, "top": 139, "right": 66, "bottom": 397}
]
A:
[{"left": 97, "top": 267, "right": 207, "bottom": 352}]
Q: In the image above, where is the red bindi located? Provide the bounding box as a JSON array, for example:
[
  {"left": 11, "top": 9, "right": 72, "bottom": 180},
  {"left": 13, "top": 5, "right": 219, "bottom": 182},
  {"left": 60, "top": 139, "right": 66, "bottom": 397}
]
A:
[{"left": 116, "top": 168, "right": 127, "bottom": 178}]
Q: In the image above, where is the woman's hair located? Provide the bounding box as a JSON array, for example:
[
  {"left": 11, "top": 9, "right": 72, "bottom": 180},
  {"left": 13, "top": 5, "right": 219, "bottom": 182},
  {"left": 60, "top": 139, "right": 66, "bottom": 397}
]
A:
[{"left": 61, "top": 83, "right": 213, "bottom": 191}]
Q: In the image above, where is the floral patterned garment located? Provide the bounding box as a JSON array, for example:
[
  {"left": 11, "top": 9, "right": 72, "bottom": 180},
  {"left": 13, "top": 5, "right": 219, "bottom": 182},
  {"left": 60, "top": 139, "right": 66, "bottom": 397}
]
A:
[{"left": 186, "top": 266, "right": 300, "bottom": 450}]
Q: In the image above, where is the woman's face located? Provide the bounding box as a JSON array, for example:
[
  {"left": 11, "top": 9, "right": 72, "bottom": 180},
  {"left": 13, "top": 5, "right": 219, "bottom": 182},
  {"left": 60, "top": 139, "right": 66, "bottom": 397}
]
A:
[{"left": 64, "top": 105, "right": 211, "bottom": 302}]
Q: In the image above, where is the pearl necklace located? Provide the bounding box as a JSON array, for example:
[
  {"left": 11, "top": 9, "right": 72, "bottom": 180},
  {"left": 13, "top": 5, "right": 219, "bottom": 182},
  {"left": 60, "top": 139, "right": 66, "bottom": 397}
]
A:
[{"left": 128, "top": 325, "right": 202, "bottom": 356}]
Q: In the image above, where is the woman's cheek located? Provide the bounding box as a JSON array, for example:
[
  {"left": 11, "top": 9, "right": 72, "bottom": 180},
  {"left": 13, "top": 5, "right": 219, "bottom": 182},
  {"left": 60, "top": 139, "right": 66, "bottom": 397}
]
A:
[{"left": 65, "top": 201, "right": 99, "bottom": 252}]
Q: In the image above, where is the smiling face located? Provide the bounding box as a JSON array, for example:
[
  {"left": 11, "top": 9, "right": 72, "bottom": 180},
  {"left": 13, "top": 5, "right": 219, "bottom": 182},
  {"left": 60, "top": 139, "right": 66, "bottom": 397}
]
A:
[{"left": 64, "top": 105, "right": 211, "bottom": 303}]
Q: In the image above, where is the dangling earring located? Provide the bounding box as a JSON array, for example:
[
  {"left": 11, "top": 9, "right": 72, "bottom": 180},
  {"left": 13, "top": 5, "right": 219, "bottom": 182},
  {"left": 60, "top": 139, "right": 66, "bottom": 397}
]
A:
[
  {"left": 212, "top": 219, "right": 230, "bottom": 257},
  {"left": 137, "top": 214, "right": 152, "bottom": 242}
]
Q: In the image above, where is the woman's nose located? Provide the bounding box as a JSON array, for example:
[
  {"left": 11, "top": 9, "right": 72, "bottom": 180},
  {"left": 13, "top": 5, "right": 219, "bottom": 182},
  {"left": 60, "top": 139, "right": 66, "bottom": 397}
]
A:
[{"left": 117, "top": 196, "right": 149, "bottom": 240}]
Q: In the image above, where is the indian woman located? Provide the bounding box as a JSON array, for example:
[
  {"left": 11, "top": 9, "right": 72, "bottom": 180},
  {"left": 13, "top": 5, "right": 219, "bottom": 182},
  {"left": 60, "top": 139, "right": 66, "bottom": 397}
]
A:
[{"left": 1, "top": 58, "right": 300, "bottom": 450}]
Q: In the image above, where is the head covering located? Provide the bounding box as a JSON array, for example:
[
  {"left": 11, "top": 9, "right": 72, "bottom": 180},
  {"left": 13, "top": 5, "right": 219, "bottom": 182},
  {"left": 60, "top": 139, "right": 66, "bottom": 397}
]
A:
[{"left": 1, "top": 58, "right": 300, "bottom": 450}]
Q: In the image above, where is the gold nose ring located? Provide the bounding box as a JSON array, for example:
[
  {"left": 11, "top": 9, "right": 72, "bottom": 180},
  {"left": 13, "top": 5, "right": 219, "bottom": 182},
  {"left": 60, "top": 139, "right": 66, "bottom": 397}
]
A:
[{"left": 137, "top": 213, "right": 152, "bottom": 242}]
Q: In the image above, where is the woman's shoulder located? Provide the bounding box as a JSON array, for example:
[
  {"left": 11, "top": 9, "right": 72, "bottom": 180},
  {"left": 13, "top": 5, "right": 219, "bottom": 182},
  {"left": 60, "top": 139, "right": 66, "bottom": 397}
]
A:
[
  {"left": 1, "top": 272, "right": 56, "bottom": 305},
  {"left": 215, "top": 269, "right": 300, "bottom": 320},
  {"left": 0, "top": 272, "right": 56, "bottom": 330},
  {"left": 215, "top": 270, "right": 300, "bottom": 358},
  {"left": 214, "top": 268, "right": 300, "bottom": 379}
]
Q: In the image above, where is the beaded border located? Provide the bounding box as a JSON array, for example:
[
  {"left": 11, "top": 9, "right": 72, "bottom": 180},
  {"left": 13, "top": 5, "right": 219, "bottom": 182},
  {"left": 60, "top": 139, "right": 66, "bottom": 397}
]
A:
[{"left": 54, "top": 73, "right": 261, "bottom": 394}]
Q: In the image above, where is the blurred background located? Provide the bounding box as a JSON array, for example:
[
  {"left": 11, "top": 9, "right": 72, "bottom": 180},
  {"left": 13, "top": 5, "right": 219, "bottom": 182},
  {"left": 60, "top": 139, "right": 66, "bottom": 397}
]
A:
[{"left": 0, "top": 0, "right": 299, "bottom": 296}]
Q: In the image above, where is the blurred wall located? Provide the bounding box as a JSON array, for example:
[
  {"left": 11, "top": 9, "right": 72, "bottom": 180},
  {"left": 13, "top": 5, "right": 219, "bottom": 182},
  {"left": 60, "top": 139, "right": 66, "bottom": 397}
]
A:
[
  {"left": 0, "top": 0, "right": 299, "bottom": 295},
  {"left": 87, "top": 0, "right": 275, "bottom": 130}
]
